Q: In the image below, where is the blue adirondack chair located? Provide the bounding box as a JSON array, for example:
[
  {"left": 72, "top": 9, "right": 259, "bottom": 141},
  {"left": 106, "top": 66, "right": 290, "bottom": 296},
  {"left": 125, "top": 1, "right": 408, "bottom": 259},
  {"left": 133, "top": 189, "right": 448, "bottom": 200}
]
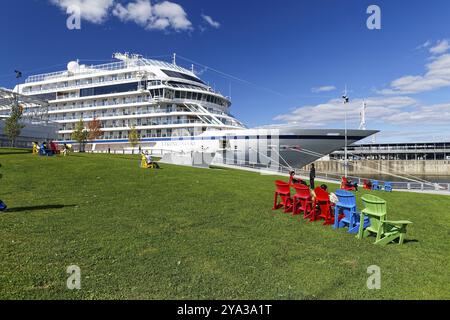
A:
[
  {"left": 333, "top": 189, "right": 370, "bottom": 234},
  {"left": 384, "top": 182, "right": 393, "bottom": 192},
  {"left": 372, "top": 180, "right": 381, "bottom": 191},
  {"left": 39, "top": 144, "right": 54, "bottom": 156},
  {"left": 0, "top": 200, "right": 7, "bottom": 211}
]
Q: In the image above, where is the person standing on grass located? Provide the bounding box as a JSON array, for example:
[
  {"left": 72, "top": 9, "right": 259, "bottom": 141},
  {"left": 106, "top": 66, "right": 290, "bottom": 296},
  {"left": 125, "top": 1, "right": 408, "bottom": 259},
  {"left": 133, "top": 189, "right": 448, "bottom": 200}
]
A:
[{"left": 310, "top": 163, "right": 316, "bottom": 189}]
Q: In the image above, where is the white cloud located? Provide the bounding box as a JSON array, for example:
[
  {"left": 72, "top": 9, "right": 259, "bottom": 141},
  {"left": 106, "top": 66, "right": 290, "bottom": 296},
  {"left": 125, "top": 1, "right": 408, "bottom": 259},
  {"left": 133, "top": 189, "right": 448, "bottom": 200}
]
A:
[
  {"left": 113, "top": 0, "right": 192, "bottom": 31},
  {"left": 152, "top": 1, "right": 192, "bottom": 31},
  {"left": 112, "top": 0, "right": 152, "bottom": 26},
  {"left": 383, "top": 102, "right": 450, "bottom": 125},
  {"left": 311, "top": 85, "right": 336, "bottom": 93},
  {"left": 51, "top": 0, "right": 193, "bottom": 31},
  {"left": 201, "top": 14, "right": 220, "bottom": 29},
  {"left": 416, "top": 40, "right": 432, "bottom": 50},
  {"left": 380, "top": 52, "right": 450, "bottom": 95},
  {"left": 429, "top": 39, "right": 450, "bottom": 55},
  {"left": 274, "top": 96, "right": 418, "bottom": 128},
  {"left": 50, "top": 0, "right": 114, "bottom": 24}
]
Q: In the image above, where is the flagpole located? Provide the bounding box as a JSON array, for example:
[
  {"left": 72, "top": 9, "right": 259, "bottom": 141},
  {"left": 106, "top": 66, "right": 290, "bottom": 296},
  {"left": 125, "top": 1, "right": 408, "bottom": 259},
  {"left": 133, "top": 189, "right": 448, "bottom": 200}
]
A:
[{"left": 343, "top": 85, "right": 348, "bottom": 178}]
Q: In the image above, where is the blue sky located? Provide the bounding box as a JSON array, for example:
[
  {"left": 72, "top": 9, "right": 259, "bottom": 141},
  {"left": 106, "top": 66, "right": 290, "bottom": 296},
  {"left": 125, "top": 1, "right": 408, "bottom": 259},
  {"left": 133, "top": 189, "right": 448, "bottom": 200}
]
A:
[{"left": 1, "top": 0, "right": 450, "bottom": 142}]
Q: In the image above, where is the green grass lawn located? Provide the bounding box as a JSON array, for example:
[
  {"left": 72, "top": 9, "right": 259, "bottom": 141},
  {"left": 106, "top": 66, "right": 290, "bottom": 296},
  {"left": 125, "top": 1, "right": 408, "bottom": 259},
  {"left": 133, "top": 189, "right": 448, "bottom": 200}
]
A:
[{"left": 0, "top": 150, "right": 449, "bottom": 299}]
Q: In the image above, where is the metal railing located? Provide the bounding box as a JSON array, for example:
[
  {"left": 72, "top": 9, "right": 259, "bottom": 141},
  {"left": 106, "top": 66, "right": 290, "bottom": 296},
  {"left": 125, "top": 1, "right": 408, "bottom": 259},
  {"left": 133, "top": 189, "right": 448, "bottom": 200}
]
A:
[
  {"left": 208, "top": 159, "right": 450, "bottom": 193},
  {"left": 25, "top": 58, "right": 194, "bottom": 84},
  {"left": 291, "top": 169, "right": 450, "bottom": 192}
]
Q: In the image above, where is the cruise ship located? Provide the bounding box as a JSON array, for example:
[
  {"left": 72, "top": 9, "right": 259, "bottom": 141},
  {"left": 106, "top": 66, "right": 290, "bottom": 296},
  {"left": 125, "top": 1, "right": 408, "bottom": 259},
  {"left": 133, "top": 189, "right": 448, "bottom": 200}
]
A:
[{"left": 7, "top": 53, "right": 377, "bottom": 170}]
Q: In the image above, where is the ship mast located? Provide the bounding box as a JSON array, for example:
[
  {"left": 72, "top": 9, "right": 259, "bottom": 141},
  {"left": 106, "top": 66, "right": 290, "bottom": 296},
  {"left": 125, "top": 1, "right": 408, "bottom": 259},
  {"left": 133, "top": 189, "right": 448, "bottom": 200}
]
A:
[
  {"left": 172, "top": 53, "right": 177, "bottom": 65},
  {"left": 359, "top": 100, "right": 366, "bottom": 130},
  {"left": 359, "top": 100, "right": 376, "bottom": 143}
]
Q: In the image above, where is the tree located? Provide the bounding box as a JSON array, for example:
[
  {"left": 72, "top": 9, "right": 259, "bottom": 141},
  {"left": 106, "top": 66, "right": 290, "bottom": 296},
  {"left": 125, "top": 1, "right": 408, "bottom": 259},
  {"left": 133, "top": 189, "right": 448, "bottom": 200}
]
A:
[
  {"left": 128, "top": 125, "right": 140, "bottom": 148},
  {"left": 87, "top": 117, "right": 103, "bottom": 141},
  {"left": 3, "top": 103, "right": 25, "bottom": 147},
  {"left": 71, "top": 119, "right": 88, "bottom": 152}
]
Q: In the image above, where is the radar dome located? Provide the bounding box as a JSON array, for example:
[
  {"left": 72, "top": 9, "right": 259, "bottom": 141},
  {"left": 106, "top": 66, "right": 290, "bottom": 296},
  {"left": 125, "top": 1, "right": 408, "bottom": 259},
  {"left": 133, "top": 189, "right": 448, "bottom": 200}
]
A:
[{"left": 67, "top": 61, "right": 79, "bottom": 73}]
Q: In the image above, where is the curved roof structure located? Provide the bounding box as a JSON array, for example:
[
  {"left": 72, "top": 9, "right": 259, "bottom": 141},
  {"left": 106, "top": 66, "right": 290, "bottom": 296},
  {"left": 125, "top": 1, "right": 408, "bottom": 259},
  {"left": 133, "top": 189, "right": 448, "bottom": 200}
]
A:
[{"left": 0, "top": 87, "right": 50, "bottom": 122}]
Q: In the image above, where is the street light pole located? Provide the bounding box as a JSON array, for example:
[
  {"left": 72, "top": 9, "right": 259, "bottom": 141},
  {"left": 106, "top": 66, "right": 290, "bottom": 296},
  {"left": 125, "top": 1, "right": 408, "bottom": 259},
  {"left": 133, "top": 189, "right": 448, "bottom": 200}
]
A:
[{"left": 343, "top": 85, "right": 349, "bottom": 178}]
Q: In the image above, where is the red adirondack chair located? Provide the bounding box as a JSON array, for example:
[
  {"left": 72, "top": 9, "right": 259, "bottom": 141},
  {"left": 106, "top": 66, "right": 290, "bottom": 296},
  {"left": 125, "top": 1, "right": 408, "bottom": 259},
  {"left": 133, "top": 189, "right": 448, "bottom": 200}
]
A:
[
  {"left": 49, "top": 141, "right": 60, "bottom": 154},
  {"left": 363, "top": 179, "right": 372, "bottom": 190},
  {"left": 273, "top": 180, "right": 293, "bottom": 213},
  {"left": 292, "top": 184, "right": 313, "bottom": 217},
  {"left": 313, "top": 187, "right": 335, "bottom": 225},
  {"left": 341, "top": 177, "right": 357, "bottom": 191}
]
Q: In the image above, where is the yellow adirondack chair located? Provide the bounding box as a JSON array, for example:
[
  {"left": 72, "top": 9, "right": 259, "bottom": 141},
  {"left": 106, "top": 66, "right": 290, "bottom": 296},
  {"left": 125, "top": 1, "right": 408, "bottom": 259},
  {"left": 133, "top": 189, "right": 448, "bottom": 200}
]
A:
[
  {"left": 32, "top": 142, "right": 39, "bottom": 155},
  {"left": 140, "top": 154, "right": 154, "bottom": 169}
]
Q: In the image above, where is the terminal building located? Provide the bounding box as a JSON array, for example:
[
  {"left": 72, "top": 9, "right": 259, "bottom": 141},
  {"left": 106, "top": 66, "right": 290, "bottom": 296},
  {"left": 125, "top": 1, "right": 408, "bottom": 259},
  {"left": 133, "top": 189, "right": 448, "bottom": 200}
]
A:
[
  {"left": 0, "top": 87, "right": 57, "bottom": 148},
  {"left": 331, "top": 142, "right": 450, "bottom": 161}
]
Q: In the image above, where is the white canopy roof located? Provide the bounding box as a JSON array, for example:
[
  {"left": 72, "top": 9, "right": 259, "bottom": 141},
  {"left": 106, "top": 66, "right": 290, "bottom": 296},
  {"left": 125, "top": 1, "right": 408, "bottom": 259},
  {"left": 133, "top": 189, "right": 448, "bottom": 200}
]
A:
[{"left": 0, "top": 87, "right": 49, "bottom": 110}]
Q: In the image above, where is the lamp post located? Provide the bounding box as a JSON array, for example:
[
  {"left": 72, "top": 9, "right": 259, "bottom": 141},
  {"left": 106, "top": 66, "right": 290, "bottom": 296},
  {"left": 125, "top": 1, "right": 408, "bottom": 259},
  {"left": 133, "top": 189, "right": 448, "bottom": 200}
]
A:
[{"left": 342, "top": 86, "right": 349, "bottom": 178}]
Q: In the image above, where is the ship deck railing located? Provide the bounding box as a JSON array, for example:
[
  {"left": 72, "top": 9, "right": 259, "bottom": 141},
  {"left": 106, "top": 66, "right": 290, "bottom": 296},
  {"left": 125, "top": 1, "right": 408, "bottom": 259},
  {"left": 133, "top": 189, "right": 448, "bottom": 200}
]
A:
[{"left": 25, "top": 58, "right": 193, "bottom": 84}]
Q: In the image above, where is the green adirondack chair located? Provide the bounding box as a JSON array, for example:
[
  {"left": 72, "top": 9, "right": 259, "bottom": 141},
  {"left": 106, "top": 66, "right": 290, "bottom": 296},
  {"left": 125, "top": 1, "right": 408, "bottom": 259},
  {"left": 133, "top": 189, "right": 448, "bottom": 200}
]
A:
[{"left": 357, "top": 194, "right": 413, "bottom": 245}]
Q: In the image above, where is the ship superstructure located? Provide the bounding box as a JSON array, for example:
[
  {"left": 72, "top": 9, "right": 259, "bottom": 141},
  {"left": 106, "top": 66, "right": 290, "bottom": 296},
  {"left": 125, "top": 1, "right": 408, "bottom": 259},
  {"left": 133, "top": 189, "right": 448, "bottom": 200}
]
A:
[{"left": 9, "top": 53, "right": 244, "bottom": 149}]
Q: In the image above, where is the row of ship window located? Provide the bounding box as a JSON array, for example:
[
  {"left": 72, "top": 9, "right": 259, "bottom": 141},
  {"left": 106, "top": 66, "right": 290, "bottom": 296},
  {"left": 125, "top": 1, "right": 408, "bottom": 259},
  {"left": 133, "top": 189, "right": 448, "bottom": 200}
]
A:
[
  {"left": 39, "top": 86, "right": 228, "bottom": 108},
  {"left": 47, "top": 95, "right": 228, "bottom": 112},
  {"left": 58, "top": 127, "right": 198, "bottom": 140},
  {"left": 58, "top": 116, "right": 240, "bottom": 131},
  {"left": 60, "top": 117, "right": 199, "bottom": 129},
  {"left": 25, "top": 75, "right": 212, "bottom": 99},
  {"left": 23, "top": 73, "right": 136, "bottom": 93},
  {"left": 47, "top": 104, "right": 230, "bottom": 120}
]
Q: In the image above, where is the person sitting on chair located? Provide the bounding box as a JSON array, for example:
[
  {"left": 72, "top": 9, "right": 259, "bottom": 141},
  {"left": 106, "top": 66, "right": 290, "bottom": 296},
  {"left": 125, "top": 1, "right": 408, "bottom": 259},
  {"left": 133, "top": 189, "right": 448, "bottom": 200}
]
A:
[
  {"left": 145, "top": 151, "right": 160, "bottom": 169},
  {"left": 62, "top": 143, "right": 70, "bottom": 156},
  {"left": 346, "top": 179, "right": 359, "bottom": 191},
  {"left": 318, "top": 184, "right": 338, "bottom": 205},
  {"left": 288, "top": 171, "right": 302, "bottom": 185}
]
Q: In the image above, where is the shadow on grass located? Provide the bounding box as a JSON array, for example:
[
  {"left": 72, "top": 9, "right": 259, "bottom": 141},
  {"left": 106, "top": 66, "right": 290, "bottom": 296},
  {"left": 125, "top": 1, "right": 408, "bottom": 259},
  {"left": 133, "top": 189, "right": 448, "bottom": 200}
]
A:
[
  {"left": 64, "top": 154, "right": 88, "bottom": 158},
  {"left": 113, "top": 156, "right": 162, "bottom": 162},
  {"left": 113, "top": 156, "right": 141, "bottom": 161},
  {"left": 3, "top": 204, "right": 77, "bottom": 213},
  {"left": 0, "top": 151, "right": 32, "bottom": 155},
  {"left": 403, "top": 239, "right": 420, "bottom": 244}
]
